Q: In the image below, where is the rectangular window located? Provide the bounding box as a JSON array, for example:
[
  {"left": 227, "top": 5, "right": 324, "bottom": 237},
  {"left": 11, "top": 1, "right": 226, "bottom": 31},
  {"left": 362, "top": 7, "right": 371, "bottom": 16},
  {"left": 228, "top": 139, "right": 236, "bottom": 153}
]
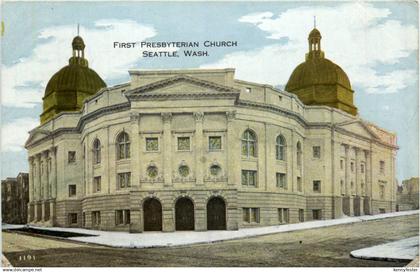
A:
[
  {"left": 276, "top": 173, "right": 287, "bottom": 189},
  {"left": 241, "top": 170, "right": 257, "bottom": 187},
  {"left": 68, "top": 184, "right": 76, "bottom": 197},
  {"left": 340, "top": 159, "right": 344, "bottom": 170},
  {"left": 209, "top": 136, "right": 222, "bottom": 151},
  {"left": 68, "top": 213, "right": 77, "bottom": 224},
  {"left": 361, "top": 163, "right": 365, "bottom": 173},
  {"left": 145, "top": 137, "right": 159, "bottom": 152},
  {"left": 92, "top": 211, "right": 101, "bottom": 226},
  {"left": 312, "top": 209, "right": 322, "bottom": 220},
  {"left": 115, "top": 209, "right": 131, "bottom": 225},
  {"left": 380, "top": 161, "right": 385, "bottom": 174},
  {"left": 242, "top": 208, "right": 260, "bottom": 223},
  {"left": 313, "top": 180, "right": 321, "bottom": 193},
  {"left": 68, "top": 151, "right": 76, "bottom": 163},
  {"left": 117, "top": 172, "right": 131, "bottom": 189},
  {"left": 312, "top": 146, "right": 321, "bottom": 158},
  {"left": 350, "top": 162, "right": 354, "bottom": 172},
  {"left": 177, "top": 137, "right": 190, "bottom": 151},
  {"left": 297, "top": 177, "right": 302, "bottom": 192},
  {"left": 278, "top": 208, "right": 289, "bottom": 223},
  {"left": 299, "top": 209, "right": 305, "bottom": 222},
  {"left": 93, "top": 176, "right": 101, "bottom": 193}
]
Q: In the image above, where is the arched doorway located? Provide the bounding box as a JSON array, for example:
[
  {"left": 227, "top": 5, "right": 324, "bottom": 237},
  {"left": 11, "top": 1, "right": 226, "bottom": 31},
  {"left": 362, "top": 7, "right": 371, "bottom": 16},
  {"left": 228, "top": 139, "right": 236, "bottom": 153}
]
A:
[
  {"left": 175, "top": 197, "right": 194, "bottom": 230},
  {"left": 143, "top": 198, "right": 162, "bottom": 231},
  {"left": 207, "top": 197, "right": 226, "bottom": 230}
]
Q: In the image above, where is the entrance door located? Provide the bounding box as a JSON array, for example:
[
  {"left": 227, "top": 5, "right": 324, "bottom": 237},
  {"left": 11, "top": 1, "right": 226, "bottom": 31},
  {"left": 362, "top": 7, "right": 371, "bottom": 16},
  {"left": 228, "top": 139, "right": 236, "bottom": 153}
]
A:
[
  {"left": 143, "top": 198, "right": 162, "bottom": 231},
  {"left": 175, "top": 198, "right": 194, "bottom": 230},
  {"left": 207, "top": 197, "right": 226, "bottom": 230}
]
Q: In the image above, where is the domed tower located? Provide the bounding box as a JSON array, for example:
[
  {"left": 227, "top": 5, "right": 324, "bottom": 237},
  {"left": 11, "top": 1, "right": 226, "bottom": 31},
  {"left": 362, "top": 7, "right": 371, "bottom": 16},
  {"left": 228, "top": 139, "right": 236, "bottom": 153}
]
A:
[
  {"left": 285, "top": 28, "right": 358, "bottom": 116},
  {"left": 40, "top": 35, "right": 107, "bottom": 124}
]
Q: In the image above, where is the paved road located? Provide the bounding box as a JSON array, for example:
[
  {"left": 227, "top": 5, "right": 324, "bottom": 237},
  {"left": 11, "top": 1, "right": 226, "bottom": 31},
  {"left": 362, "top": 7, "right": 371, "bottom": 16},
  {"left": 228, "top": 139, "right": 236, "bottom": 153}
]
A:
[{"left": 3, "top": 214, "right": 418, "bottom": 267}]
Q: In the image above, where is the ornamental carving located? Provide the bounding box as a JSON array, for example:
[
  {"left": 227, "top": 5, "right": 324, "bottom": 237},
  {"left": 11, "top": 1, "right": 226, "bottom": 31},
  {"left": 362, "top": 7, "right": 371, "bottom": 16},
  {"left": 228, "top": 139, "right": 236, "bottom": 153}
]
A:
[
  {"left": 130, "top": 112, "right": 140, "bottom": 122},
  {"left": 226, "top": 110, "right": 236, "bottom": 121},
  {"left": 193, "top": 112, "right": 204, "bottom": 122},
  {"left": 161, "top": 112, "right": 172, "bottom": 123}
]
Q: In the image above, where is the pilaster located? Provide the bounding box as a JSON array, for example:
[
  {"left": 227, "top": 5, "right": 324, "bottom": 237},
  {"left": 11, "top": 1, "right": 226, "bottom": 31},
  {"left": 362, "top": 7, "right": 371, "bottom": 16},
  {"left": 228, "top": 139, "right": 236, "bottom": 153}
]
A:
[
  {"left": 130, "top": 112, "right": 141, "bottom": 189},
  {"left": 162, "top": 113, "right": 173, "bottom": 187},
  {"left": 226, "top": 111, "right": 238, "bottom": 186},
  {"left": 194, "top": 112, "right": 204, "bottom": 185}
]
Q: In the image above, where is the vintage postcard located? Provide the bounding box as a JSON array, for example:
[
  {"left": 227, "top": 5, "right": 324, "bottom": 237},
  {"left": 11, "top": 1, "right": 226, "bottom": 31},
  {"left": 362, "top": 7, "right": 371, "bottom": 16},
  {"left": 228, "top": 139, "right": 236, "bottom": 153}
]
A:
[{"left": 1, "top": 0, "right": 419, "bottom": 270}]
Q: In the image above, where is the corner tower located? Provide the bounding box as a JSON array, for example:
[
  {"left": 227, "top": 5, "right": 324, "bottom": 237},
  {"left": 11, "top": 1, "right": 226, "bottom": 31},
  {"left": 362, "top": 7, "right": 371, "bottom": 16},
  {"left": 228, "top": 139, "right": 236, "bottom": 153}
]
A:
[
  {"left": 285, "top": 28, "right": 358, "bottom": 116},
  {"left": 40, "top": 34, "right": 107, "bottom": 124}
]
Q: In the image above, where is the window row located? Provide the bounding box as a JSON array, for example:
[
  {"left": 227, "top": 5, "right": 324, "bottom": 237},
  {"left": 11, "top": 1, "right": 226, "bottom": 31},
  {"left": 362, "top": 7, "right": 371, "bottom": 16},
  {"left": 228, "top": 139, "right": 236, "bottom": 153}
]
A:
[
  {"left": 242, "top": 208, "right": 319, "bottom": 224},
  {"left": 86, "top": 130, "right": 307, "bottom": 165},
  {"left": 68, "top": 210, "right": 131, "bottom": 226}
]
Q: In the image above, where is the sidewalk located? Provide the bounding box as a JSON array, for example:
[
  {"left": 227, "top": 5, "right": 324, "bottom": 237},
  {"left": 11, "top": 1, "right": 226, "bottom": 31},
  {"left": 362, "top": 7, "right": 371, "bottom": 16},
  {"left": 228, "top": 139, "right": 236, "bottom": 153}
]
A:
[
  {"left": 350, "top": 236, "right": 419, "bottom": 262},
  {"left": 3, "top": 209, "right": 419, "bottom": 248}
]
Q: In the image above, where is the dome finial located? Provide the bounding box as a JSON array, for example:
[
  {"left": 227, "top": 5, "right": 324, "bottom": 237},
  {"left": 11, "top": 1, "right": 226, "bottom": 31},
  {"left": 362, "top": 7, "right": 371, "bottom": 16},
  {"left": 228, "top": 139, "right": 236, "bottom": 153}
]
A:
[
  {"left": 307, "top": 23, "right": 324, "bottom": 60},
  {"left": 70, "top": 26, "right": 88, "bottom": 67}
]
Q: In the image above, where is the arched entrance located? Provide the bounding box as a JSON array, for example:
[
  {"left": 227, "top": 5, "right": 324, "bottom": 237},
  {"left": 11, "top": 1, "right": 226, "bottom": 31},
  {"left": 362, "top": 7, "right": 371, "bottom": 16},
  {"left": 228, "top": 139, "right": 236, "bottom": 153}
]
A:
[
  {"left": 207, "top": 197, "right": 226, "bottom": 230},
  {"left": 175, "top": 197, "right": 194, "bottom": 230},
  {"left": 143, "top": 198, "right": 162, "bottom": 231}
]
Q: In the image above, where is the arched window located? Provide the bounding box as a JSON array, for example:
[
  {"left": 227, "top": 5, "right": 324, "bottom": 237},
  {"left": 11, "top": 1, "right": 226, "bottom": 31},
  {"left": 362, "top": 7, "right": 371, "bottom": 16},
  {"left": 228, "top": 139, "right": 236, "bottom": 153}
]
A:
[
  {"left": 93, "top": 139, "right": 101, "bottom": 164},
  {"left": 276, "top": 135, "right": 286, "bottom": 161},
  {"left": 117, "top": 132, "right": 130, "bottom": 160},
  {"left": 241, "top": 129, "right": 257, "bottom": 157},
  {"left": 297, "top": 141, "right": 302, "bottom": 166}
]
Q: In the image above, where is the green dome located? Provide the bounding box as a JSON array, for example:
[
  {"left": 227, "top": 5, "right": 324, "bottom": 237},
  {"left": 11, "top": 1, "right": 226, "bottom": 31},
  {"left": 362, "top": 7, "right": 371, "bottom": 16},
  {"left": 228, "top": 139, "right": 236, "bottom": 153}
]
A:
[
  {"left": 44, "top": 63, "right": 106, "bottom": 97},
  {"left": 285, "top": 57, "right": 351, "bottom": 92},
  {"left": 41, "top": 35, "right": 106, "bottom": 124}
]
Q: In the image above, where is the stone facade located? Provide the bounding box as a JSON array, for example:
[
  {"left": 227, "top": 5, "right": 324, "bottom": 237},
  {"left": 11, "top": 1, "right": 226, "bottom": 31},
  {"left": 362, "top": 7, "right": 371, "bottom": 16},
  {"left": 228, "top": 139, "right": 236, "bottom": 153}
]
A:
[
  {"left": 1, "top": 173, "right": 29, "bottom": 224},
  {"left": 25, "top": 67, "right": 398, "bottom": 231}
]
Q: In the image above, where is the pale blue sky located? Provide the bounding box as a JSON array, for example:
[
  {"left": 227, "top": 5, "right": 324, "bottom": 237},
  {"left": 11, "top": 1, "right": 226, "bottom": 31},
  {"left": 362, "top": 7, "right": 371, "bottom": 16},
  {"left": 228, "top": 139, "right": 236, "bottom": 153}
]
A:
[{"left": 1, "top": 1, "right": 418, "bottom": 182}]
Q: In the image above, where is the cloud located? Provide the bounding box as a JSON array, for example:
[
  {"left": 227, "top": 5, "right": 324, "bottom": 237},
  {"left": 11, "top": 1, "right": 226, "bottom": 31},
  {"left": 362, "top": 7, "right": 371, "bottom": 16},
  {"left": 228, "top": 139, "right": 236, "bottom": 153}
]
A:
[
  {"left": 2, "top": 19, "right": 175, "bottom": 108},
  {"left": 202, "top": 3, "right": 418, "bottom": 94},
  {"left": 1, "top": 117, "right": 38, "bottom": 152}
]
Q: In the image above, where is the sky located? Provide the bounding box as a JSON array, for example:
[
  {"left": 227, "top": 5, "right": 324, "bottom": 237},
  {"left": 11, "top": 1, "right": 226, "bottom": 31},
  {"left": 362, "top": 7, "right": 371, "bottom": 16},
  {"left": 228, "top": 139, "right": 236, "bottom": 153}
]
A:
[{"left": 1, "top": 1, "right": 418, "bottom": 182}]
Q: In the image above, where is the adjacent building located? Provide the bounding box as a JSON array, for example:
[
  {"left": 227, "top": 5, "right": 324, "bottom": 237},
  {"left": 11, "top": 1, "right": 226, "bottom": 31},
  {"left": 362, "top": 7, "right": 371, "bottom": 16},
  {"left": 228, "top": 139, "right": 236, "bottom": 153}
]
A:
[
  {"left": 397, "top": 177, "right": 419, "bottom": 211},
  {"left": 1, "top": 173, "right": 29, "bottom": 224},
  {"left": 25, "top": 28, "right": 398, "bottom": 232}
]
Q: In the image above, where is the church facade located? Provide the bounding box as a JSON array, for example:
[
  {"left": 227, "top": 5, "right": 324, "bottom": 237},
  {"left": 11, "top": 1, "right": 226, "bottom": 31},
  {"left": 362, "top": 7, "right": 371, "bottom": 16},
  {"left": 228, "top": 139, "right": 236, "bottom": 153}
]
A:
[{"left": 25, "top": 28, "right": 398, "bottom": 232}]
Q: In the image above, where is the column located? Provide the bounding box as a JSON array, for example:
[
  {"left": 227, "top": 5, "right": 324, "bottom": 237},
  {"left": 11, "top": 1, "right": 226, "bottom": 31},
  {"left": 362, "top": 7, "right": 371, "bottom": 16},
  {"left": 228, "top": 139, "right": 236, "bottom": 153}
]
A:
[
  {"left": 28, "top": 157, "right": 34, "bottom": 202},
  {"left": 36, "top": 154, "right": 42, "bottom": 200},
  {"left": 354, "top": 148, "right": 360, "bottom": 196},
  {"left": 42, "top": 150, "right": 49, "bottom": 199},
  {"left": 41, "top": 150, "right": 49, "bottom": 221},
  {"left": 130, "top": 112, "right": 141, "bottom": 189},
  {"left": 49, "top": 146, "right": 57, "bottom": 199},
  {"left": 226, "top": 111, "right": 238, "bottom": 185},
  {"left": 344, "top": 145, "right": 349, "bottom": 195},
  {"left": 194, "top": 112, "right": 204, "bottom": 185},
  {"left": 162, "top": 113, "right": 173, "bottom": 187}
]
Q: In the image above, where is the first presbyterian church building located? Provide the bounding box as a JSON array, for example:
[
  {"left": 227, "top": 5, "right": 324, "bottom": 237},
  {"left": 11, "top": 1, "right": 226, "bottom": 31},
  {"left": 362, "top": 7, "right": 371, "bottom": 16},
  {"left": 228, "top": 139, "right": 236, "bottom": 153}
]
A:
[{"left": 25, "top": 28, "right": 398, "bottom": 232}]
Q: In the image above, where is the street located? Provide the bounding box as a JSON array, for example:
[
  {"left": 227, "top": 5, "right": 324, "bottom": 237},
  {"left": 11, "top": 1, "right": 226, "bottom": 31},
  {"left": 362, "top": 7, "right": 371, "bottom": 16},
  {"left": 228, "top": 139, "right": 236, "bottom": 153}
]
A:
[{"left": 2, "top": 214, "right": 418, "bottom": 267}]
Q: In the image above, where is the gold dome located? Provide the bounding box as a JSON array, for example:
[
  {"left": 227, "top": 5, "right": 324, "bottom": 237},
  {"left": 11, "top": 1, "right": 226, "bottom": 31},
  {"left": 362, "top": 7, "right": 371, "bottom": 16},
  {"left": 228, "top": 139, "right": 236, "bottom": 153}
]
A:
[
  {"left": 285, "top": 57, "right": 351, "bottom": 92},
  {"left": 285, "top": 28, "right": 357, "bottom": 116}
]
